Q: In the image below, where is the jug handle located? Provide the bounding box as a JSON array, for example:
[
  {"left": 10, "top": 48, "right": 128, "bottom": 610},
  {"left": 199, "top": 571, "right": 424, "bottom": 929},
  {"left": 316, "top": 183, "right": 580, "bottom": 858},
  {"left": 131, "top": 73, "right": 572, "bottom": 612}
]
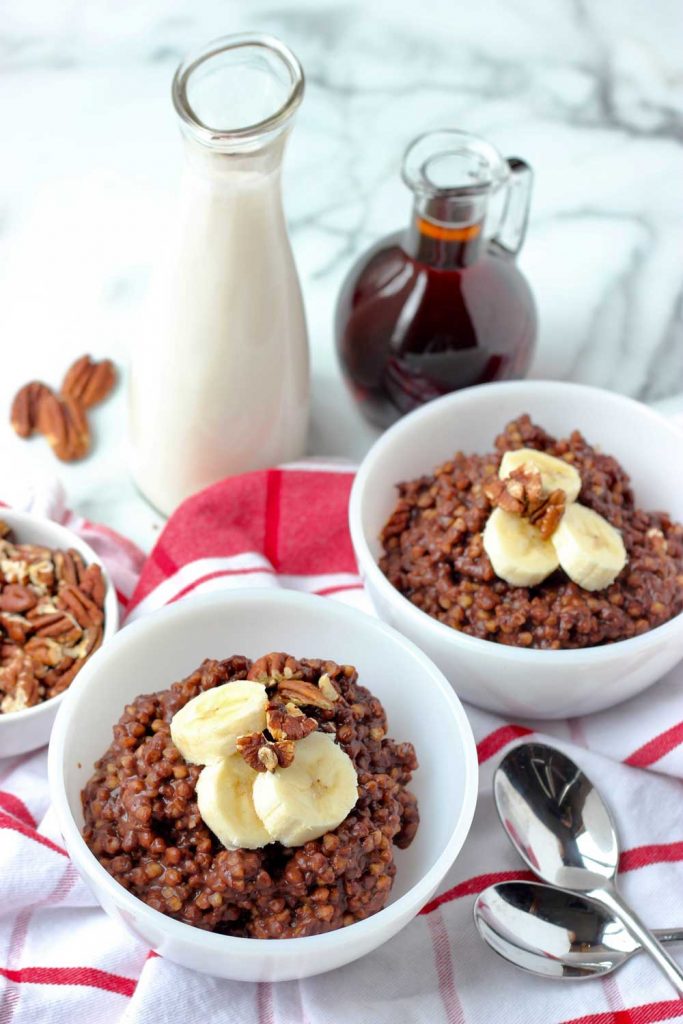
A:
[{"left": 495, "top": 158, "right": 533, "bottom": 257}]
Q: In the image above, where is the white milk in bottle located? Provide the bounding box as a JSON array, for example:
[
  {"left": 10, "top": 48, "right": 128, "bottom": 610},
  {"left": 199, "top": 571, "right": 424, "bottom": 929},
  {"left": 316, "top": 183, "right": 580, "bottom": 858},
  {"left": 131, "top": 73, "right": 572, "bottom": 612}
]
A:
[{"left": 130, "top": 34, "right": 309, "bottom": 515}]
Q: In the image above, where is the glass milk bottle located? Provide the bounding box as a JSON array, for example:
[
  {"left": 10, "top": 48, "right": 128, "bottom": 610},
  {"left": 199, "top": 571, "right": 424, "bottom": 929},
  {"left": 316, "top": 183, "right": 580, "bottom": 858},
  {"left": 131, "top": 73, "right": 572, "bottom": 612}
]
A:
[{"left": 130, "top": 35, "right": 309, "bottom": 514}]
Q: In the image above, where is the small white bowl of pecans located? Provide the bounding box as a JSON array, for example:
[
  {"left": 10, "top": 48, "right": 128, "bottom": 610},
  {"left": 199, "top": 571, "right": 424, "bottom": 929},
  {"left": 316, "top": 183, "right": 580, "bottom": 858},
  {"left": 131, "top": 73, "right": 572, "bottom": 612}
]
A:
[{"left": 0, "top": 510, "right": 119, "bottom": 757}]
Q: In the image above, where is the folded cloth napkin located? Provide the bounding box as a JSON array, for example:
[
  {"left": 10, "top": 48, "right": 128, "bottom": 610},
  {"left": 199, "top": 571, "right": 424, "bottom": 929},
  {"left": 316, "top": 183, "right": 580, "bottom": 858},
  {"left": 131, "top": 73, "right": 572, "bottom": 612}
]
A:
[{"left": 2, "top": 462, "right": 683, "bottom": 1024}]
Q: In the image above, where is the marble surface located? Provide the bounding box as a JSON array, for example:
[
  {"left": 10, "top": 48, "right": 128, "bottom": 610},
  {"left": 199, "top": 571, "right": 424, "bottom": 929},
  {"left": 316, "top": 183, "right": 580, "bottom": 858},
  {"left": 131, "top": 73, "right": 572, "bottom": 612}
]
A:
[{"left": 1, "top": 0, "right": 682, "bottom": 551}]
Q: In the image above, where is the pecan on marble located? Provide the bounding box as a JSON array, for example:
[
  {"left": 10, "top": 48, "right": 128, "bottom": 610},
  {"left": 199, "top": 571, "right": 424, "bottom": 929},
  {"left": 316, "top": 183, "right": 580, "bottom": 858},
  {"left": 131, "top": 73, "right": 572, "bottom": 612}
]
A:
[
  {"left": 61, "top": 355, "right": 117, "bottom": 409},
  {"left": 10, "top": 381, "right": 54, "bottom": 439},
  {"left": 37, "top": 392, "right": 91, "bottom": 462}
]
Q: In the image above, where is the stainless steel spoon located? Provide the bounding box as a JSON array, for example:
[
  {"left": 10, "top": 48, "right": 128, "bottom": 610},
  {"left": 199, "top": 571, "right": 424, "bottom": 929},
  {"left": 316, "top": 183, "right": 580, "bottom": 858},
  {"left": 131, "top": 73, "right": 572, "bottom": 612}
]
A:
[
  {"left": 474, "top": 880, "right": 683, "bottom": 980},
  {"left": 493, "top": 741, "right": 683, "bottom": 995}
]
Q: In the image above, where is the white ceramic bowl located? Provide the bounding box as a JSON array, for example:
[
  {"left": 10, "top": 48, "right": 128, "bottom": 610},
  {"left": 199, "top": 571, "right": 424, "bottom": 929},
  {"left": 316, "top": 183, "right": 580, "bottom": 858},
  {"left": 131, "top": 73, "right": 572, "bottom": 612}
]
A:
[
  {"left": 349, "top": 380, "right": 683, "bottom": 719},
  {"left": 0, "top": 510, "right": 119, "bottom": 757},
  {"left": 48, "top": 589, "right": 478, "bottom": 982}
]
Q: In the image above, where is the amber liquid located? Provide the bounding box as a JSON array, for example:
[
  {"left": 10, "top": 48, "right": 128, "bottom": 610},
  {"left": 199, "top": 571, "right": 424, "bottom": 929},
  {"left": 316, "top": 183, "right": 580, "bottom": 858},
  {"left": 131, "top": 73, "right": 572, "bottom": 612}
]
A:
[{"left": 335, "top": 221, "right": 537, "bottom": 428}]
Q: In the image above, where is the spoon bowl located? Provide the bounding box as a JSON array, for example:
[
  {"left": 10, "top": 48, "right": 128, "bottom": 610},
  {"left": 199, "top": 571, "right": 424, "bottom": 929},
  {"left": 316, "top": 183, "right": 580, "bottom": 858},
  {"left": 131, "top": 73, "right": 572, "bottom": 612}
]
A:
[
  {"left": 493, "top": 742, "right": 618, "bottom": 891},
  {"left": 474, "top": 881, "right": 683, "bottom": 981},
  {"left": 493, "top": 742, "right": 683, "bottom": 994}
]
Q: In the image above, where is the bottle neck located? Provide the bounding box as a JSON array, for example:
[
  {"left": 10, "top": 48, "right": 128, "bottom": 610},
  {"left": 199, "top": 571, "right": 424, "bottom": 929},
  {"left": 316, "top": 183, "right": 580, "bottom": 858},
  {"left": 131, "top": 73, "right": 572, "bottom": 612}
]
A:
[{"left": 404, "top": 210, "right": 485, "bottom": 269}]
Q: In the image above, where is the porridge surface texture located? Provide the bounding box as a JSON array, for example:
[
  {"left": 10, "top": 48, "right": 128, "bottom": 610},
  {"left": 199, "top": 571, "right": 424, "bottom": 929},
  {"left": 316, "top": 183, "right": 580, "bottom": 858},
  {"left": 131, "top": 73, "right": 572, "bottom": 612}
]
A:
[
  {"left": 379, "top": 415, "right": 683, "bottom": 649},
  {"left": 82, "top": 653, "right": 418, "bottom": 938}
]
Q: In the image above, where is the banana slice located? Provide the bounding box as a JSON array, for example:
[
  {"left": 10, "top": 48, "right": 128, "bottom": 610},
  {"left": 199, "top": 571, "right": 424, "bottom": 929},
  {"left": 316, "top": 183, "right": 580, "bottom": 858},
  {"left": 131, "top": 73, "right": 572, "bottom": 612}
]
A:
[
  {"left": 252, "top": 732, "right": 358, "bottom": 847},
  {"left": 551, "top": 502, "right": 626, "bottom": 591},
  {"left": 170, "top": 680, "right": 267, "bottom": 764},
  {"left": 483, "top": 507, "right": 559, "bottom": 587},
  {"left": 499, "top": 448, "right": 581, "bottom": 503},
  {"left": 196, "top": 755, "right": 272, "bottom": 850}
]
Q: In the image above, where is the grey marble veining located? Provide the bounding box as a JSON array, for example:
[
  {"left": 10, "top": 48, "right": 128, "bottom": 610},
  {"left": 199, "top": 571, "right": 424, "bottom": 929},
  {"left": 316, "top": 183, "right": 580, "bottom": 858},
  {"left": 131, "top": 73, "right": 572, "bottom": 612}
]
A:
[{"left": 0, "top": 0, "right": 681, "bottom": 549}]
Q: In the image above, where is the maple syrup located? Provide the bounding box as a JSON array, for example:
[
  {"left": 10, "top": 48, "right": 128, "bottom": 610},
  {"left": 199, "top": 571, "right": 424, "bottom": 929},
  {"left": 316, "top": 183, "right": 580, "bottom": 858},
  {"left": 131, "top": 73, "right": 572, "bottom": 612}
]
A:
[{"left": 335, "top": 130, "right": 537, "bottom": 428}]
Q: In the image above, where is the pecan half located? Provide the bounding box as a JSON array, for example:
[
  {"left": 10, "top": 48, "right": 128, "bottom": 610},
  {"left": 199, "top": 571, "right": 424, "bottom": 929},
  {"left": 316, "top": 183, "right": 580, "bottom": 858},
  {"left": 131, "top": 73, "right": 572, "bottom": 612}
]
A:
[
  {"left": 236, "top": 732, "right": 295, "bottom": 772},
  {"left": 61, "top": 355, "right": 117, "bottom": 409},
  {"left": 31, "top": 610, "right": 77, "bottom": 637},
  {"left": 37, "top": 393, "right": 91, "bottom": 462},
  {"left": 63, "top": 624, "right": 102, "bottom": 661},
  {"left": 24, "top": 636, "right": 64, "bottom": 667},
  {"left": 266, "top": 699, "right": 317, "bottom": 742},
  {"left": 0, "top": 584, "right": 38, "bottom": 613},
  {"left": 57, "top": 583, "right": 104, "bottom": 628},
  {"left": 276, "top": 677, "right": 336, "bottom": 711},
  {"left": 10, "top": 381, "right": 53, "bottom": 439},
  {"left": 77, "top": 563, "right": 106, "bottom": 606},
  {"left": 45, "top": 659, "right": 82, "bottom": 698},
  {"left": 0, "top": 613, "right": 30, "bottom": 645},
  {"left": 54, "top": 550, "right": 79, "bottom": 586}
]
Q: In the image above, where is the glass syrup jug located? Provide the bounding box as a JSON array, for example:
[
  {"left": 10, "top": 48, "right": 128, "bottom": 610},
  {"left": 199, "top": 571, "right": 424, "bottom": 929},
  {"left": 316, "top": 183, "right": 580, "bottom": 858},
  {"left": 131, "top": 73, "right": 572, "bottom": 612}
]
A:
[
  {"left": 130, "top": 34, "right": 309, "bottom": 515},
  {"left": 335, "top": 130, "right": 537, "bottom": 428}
]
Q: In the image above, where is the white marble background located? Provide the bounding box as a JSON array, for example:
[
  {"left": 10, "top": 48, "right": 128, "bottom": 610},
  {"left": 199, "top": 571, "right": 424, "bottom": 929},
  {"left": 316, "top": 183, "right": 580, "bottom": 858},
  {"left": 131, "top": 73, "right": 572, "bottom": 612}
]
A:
[{"left": 1, "top": 0, "right": 682, "bottom": 548}]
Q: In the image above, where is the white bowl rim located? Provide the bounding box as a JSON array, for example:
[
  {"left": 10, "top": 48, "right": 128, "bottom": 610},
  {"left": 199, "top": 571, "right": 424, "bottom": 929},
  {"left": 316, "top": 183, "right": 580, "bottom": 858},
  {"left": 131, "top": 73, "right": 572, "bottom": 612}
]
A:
[
  {"left": 349, "top": 378, "right": 683, "bottom": 664},
  {"left": 0, "top": 508, "right": 120, "bottom": 725},
  {"left": 48, "top": 588, "right": 478, "bottom": 955}
]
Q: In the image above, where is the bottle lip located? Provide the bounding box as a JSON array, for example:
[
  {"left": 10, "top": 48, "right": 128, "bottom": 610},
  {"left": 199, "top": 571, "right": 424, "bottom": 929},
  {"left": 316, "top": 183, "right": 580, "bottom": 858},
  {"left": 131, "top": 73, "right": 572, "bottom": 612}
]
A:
[
  {"left": 401, "top": 129, "right": 509, "bottom": 198},
  {"left": 172, "top": 33, "right": 305, "bottom": 149}
]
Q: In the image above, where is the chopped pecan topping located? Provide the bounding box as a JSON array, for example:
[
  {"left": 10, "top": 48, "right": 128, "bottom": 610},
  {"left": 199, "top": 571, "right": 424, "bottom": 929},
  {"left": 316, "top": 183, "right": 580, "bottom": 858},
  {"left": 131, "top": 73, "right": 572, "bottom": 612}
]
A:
[
  {"left": 484, "top": 465, "right": 544, "bottom": 515},
  {"left": 485, "top": 466, "right": 566, "bottom": 539},
  {"left": 236, "top": 732, "right": 295, "bottom": 772},
  {"left": 528, "top": 489, "right": 566, "bottom": 540},
  {"left": 0, "top": 558, "right": 29, "bottom": 585},
  {"left": 276, "top": 677, "right": 336, "bottom": 711},
  {"left": 24, "top": 636, "right": 64, "bottom": 667},
  {"left": 318, "top": 673, "right": 340, "bottom": 703},
  {"left": 266, "top": 699, "right": 317, "bottom": 742},
  {"left": 28, "top": 559, "right": 55, "bottom": 590},
  {"left": 61, "top": 355, "right": 117, "bottom": 409},
  {"left": 247, "top": 651, "right": 301, "bottom": 684}
]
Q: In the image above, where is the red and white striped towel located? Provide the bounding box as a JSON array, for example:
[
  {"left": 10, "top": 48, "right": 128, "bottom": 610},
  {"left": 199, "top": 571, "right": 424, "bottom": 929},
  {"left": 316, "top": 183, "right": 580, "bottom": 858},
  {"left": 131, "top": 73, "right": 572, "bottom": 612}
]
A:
[{"left": 3, "top": 462, "right": 683, "bottom": 1024}]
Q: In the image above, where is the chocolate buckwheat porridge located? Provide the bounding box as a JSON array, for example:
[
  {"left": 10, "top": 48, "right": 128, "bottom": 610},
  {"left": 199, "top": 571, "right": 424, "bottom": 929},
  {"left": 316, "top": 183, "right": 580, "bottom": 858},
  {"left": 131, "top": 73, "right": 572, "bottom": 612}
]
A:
[
  {"left": 82, "top": 652, "right": 418, "bottom": 938},
  {"left": 379, "top": 415, "right": 683, "bottom": 649}
]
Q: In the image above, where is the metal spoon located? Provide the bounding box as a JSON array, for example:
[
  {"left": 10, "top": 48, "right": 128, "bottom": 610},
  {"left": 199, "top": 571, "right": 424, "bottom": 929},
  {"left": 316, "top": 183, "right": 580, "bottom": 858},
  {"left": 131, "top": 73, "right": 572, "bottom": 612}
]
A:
[
  {"left": 474, "top": 880, "right": 683, "bottom": 980},
  {"left": 493, "top": 741, "right": 683, "bottom": 995}
]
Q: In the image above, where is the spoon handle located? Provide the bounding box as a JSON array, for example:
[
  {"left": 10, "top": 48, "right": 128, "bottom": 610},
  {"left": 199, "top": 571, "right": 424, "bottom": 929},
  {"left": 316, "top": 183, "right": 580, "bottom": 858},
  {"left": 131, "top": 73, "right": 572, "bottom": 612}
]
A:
[
  {"left": 594, "top": 887, "right": 683, "bottom": 996},
  {"left": 654, "top": 930, "right": 683, "bottom": 944}
]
